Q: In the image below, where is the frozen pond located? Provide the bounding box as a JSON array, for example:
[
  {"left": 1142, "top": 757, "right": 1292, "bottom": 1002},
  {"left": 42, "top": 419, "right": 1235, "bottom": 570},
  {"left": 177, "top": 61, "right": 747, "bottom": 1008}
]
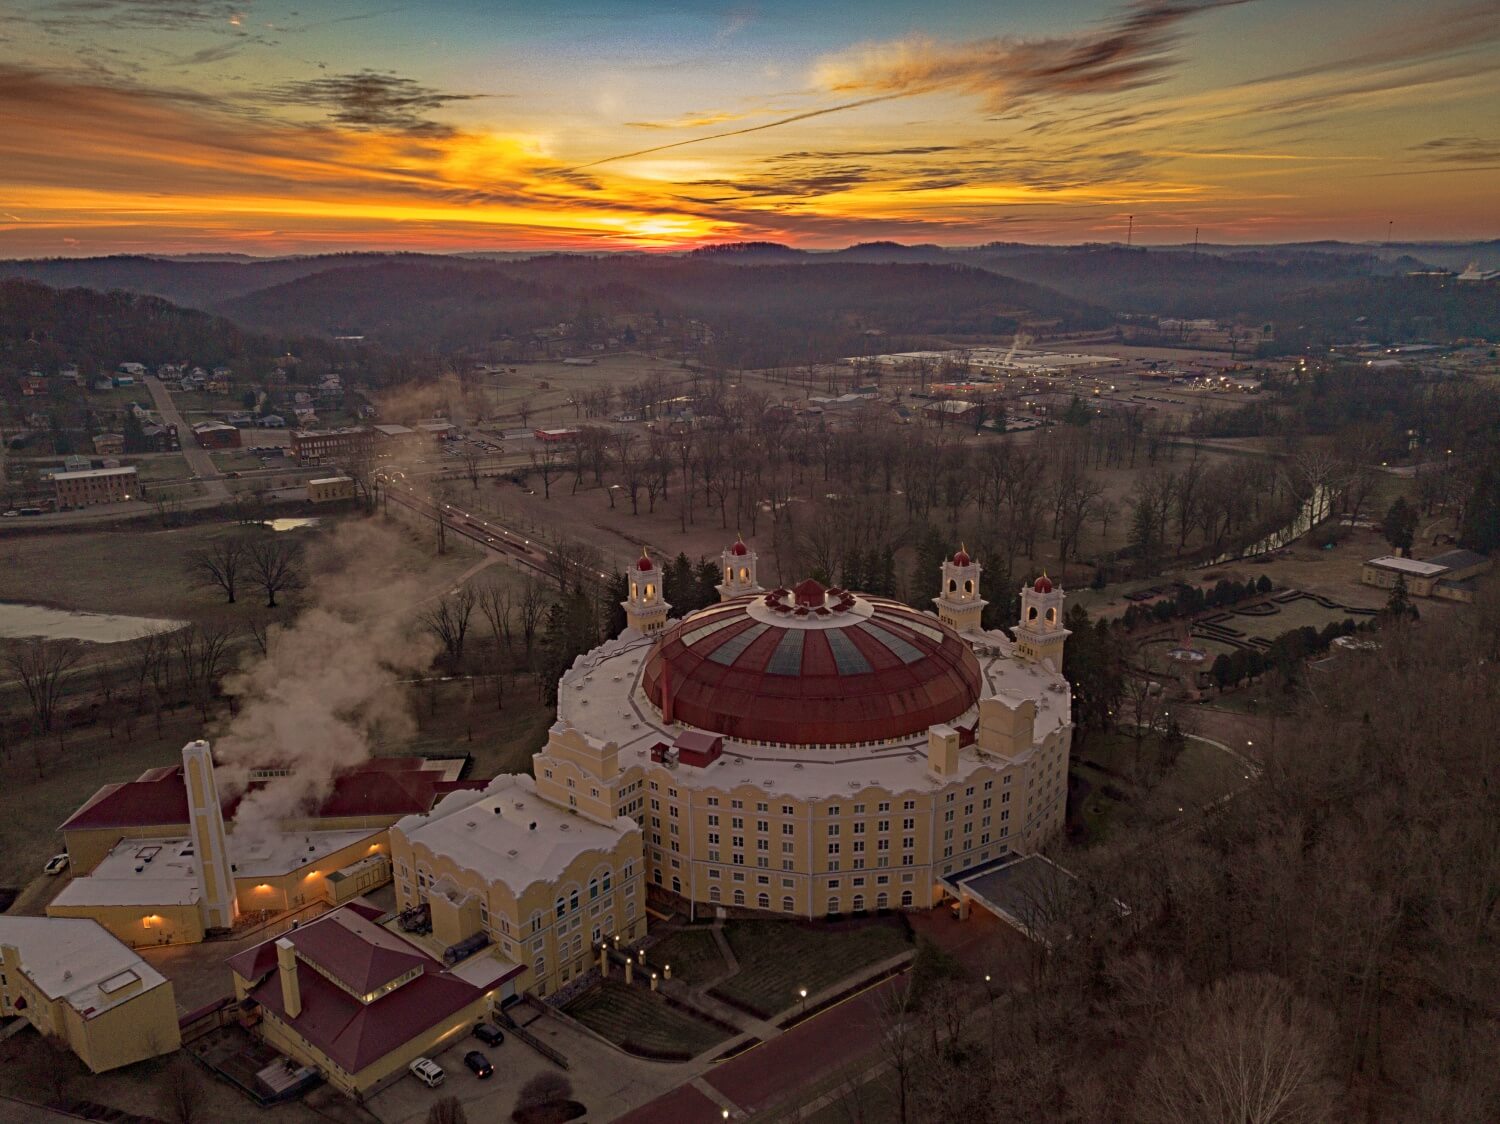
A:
[
  {"left": 0, "top": 603, "right": 185, "bottom": 644},
  {"left": 262, "top": 517, "right": 321, "bottom": 532}
]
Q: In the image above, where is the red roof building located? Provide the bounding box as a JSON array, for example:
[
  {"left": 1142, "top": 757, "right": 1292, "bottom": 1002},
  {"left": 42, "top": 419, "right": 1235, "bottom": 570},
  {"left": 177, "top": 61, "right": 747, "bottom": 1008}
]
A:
[
  {"left": 642, "top": 587, "right": 982, "bottom": 746},
  {"left": 228, "top": 902, "right": 516, "bottom": 1094}
]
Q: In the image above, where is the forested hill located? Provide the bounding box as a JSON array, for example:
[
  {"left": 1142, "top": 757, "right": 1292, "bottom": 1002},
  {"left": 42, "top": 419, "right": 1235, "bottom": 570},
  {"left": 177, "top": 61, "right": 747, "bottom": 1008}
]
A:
[
  {"left": 218, "top": 258, "right": 1111, "bottom": 364},
  {"left": 0, "top": 253, "right": 476, "bottom": 309},
  {"left": 0, "top": 279, "right": 273, "bottom": 371}
]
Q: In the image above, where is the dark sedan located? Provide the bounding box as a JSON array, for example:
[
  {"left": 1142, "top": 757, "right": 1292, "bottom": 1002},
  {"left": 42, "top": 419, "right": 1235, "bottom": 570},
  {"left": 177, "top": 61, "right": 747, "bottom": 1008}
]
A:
[
  {"left": 463, "top": 1050, "right": 493, "bottom": 1079},
  {"left": 474, "top": 1023, "right": 505, "bottom": 1047}
]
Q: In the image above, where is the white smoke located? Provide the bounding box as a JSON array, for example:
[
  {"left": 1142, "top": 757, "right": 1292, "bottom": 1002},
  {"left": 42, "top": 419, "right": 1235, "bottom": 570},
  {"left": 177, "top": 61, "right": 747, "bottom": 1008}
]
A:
[
  {"left": 1002, "top": 331, "right": 1031, "bottom": 367},
  {"left": 213, "top": 521, "right": 442, "bottom": 838}
]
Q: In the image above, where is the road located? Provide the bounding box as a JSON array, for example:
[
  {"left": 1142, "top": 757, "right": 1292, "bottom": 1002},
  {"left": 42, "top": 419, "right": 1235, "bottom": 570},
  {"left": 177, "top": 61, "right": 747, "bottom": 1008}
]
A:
[{"left": 144, "top": 376, "right": 229, "bottom": 500}]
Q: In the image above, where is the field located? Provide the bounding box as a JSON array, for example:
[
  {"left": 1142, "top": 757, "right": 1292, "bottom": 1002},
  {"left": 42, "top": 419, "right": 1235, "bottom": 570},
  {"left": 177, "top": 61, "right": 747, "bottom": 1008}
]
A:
[
  {"left": 562, "top": 979, "right": 731, "bottom": 1059},
  {"left": 712, "top": 917, "right": 912, "bottom": 1018}
]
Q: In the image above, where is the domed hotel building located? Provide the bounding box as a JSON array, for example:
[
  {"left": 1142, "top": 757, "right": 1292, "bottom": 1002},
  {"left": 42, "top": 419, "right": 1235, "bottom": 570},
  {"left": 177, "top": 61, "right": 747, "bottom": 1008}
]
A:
[{"left": 391, "top": 538, "right": 1072, "bottom": 996}]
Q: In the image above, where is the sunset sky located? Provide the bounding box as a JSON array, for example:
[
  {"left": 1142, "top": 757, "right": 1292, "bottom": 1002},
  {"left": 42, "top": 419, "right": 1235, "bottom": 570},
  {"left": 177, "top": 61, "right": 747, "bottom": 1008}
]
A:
[{"left": 2, "top": 0, "right": 1496, "bottom": 256}]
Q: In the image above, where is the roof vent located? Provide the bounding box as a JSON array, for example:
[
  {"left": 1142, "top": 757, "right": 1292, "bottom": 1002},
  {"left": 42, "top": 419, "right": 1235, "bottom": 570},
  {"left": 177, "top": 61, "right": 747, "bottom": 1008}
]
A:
[
  {"left": 793, "top": 763, "right": 804, "bottom": 770},
  {"left": 494, "top": 807, "right": 502, "bottom": 815},
  {"left": 560, "top": 823, "right": 569, "bottom": 831},
  {"left": 466, "top": 821, "right": 477, "bottom": 829},
  {"left": 515, "top": 802, "right": 525, "bottom": 809},
  {"left": 529, "top": 822, "right": 537, "bottom": 831},
  {"left": 134, "top": 865, "right": 143, "bottom": 873},
  {"left": 507, "top": 849, "right": 519, "bottom": 858}
]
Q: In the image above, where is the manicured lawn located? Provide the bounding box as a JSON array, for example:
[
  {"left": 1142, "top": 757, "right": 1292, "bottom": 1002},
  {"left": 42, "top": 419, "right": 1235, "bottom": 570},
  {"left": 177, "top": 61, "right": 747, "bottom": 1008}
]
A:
[
  {"left": 563, "top": 980, "right": 730, "bottom": 1058},
  {"left": 648, "top": 927, "right": 729, "bottom": 987},
  {"left": 714, "top": 918, "right": 912, "bottom": 1017}
]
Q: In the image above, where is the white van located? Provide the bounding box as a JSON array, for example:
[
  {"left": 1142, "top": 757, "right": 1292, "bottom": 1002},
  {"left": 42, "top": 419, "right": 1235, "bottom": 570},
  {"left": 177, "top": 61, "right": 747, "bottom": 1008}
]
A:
[{"left": 409, "top": 1057, "right": 445, "bottom": 1088}]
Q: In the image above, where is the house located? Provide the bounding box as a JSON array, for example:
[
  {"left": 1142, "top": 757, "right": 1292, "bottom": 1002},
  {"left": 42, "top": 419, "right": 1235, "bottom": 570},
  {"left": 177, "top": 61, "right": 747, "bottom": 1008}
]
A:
[
  {"left": 140, "top": 422, "right": 180, "bottom": 452},
  {"left": 20, "top": 374, "right": 46, "bottom": 396},
  {"left": 255, "top": 414, "right": 286, "bottom": 428},
  {"left": 116, "top": 362, "right": 146, "bottom": 377},
  {"left": 93, "top": 377, "right": 115, "bottom": 392},
  {"left": 193, "top": 421, "right": 241, "bottom": 450},
  {"left": 93, "top": 432, "right": 125, "bottom": 456},
  {"left": 228, "top": 902, "right": 519, "bottom": 1097},
  {"left": 289, "top": 427, "right": 372, "bottom": 466},
  {"left": 0, "top": 917, "right": 181, "bottom": 1073},
  {"left": 54, "top": 466, "right": 138, "bottom": 509},
  {"left": 418, "top": 421, "right": 459, "bottom": 441},
  {"left": 111, "top": 375, "right": 136, "bottom": 388}
]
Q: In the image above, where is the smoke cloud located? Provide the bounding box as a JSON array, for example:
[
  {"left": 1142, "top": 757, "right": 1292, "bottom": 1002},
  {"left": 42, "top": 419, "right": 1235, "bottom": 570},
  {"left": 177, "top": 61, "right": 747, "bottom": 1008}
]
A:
[{"left": 213, "top": 521, "right": 441, "bottom": 837}]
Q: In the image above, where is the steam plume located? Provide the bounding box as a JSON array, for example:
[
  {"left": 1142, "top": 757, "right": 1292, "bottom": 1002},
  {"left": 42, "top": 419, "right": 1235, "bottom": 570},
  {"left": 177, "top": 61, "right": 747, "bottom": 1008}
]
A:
[{"left": 213, "top": 521, "right": 441, "bottom": 837}]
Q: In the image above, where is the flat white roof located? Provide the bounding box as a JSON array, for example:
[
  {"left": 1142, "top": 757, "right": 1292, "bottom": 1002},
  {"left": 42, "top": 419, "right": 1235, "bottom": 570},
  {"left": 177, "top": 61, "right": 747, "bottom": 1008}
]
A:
[
  {"left": 54, "top": 467, "right": 138, "bottom": 481},
  {"left": 1365, "top": 555, "right": 1447, "bottom": 576},
  {"left": 395, "top": 774, "right": 635, "bottom": 894},
  {"left": 53, "top": 837, "right": 200, "bottom": 907},
  {"left": 550, "top": 619, "right": 1070, "bottom": 802},
  {"left": 231, "top": 827, "right": 383, "bottom": 878},
  {"left": 308, "top": 476, "right": 353, "bottom": 486},
  {"left": 0, "top": 917, "right": 169, "bottom": 1018}
]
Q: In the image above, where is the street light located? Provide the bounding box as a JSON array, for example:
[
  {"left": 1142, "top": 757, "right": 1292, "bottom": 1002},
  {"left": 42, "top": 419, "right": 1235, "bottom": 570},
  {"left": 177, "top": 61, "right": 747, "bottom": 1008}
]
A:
[{"left": 798, "top": 986, "right": 808, "bottom": 1018}]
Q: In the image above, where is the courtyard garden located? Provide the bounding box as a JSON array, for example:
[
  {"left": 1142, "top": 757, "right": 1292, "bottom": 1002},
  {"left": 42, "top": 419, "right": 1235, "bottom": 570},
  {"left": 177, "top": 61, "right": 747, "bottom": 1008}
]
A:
[
  {"left": 710, "top": 916, "right": 913, "bottom": 1018},
  {"left": 562, "top": 979, "right": 732, "bottom": 1060},
  {"left": 647, "top": 926, "right": 729, "bottom": 987}
]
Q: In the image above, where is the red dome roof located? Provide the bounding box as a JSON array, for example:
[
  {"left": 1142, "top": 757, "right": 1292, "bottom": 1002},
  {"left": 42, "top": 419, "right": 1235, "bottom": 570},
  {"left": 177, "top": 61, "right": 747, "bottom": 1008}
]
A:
[
  {"left": 635, "top": 551, "right": 655, "bottom": 572},
  {"left": 730, "top": 538, "right": 749, "bottom": 556},
  {"left": 952, "top": 546, "right": 971, "bottom": 566},
  {"left": 1032, "top": 574, "right": 1053, "bottom": 593},
  {"left": 642, "top": 592, "right": 982, "bottom": 746}
]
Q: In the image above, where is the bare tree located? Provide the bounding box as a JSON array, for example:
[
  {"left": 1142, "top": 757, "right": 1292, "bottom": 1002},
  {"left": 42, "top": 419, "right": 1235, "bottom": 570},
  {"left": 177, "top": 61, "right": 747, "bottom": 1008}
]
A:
[
  {"left": 516, "top": 577, "right": 548, "bottom": 665},
  {"left": 158, "top": 1056, "right": 209, "bottom": 1124},
  {"left": 1135, "top": 974, "right": 1337, "bottom": 1124},
  {"left": 185, "top": 535, "right": 248, "bottom": 604},
  {"left": 530, "top": 443, "right": 561, "bottom": 499},
  {"left": 421, "top": 586, "right": 477, "bottom": 672},
  {"left": 515, "top": 1072, "right": 573, "bottom": 1111},
  {"left": 173, "top": 618, "right": 237, "bottom": 720},
  {"left": 127, "top": 626, "right": 172, "bottom": 712},
  {"left": 461, "top": 446, "right": 484, "bottom": 490},
  {"left": 7, "top": 638, "right": 82, "bottom": 734},
  {"left": 425, "top": 1097, "right": 468, "bottom": 1124},
  {"left": 244, "top": 609, "right": 279, "bottom": 657},
  {"left": 476, "top": 578, "right": 514, "bottom": 655},
  {"left": 246, "top": 536, "right": 304, "bottom": 608}
]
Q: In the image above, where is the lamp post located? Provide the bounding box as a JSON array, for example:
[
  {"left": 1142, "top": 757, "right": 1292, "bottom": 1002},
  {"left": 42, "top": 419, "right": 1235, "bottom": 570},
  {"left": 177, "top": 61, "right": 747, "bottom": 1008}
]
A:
[{"left": 798, "top": 986, "right": 808, "bottom": 1019}]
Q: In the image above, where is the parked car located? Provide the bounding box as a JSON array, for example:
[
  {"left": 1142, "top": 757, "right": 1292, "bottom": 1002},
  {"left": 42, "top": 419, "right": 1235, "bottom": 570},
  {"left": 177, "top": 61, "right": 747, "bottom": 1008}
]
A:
[
  {"left": 408, "top": 1057, "right": 445, "bottom": 1088},
  {"left": 462, "top": 1051, "right": 493, "bottom": 1079},
  {"left": 473, "top": 1022, "right": 505, "bottom": 1047},
  {"left": 43, "top": 853, "right": 70, "bottom": 876}
]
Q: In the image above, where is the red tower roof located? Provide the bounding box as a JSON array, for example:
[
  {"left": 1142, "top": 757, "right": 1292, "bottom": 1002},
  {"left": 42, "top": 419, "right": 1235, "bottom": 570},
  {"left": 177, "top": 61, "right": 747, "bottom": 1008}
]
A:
[
  {"left": 952, "top": 544, "right": 971, "bottom": 566},
  {"left": 1033, "top": 574, "right": 1054, "bottom": 593},
  {"left": 635, "top": 550, "right": 655, "bottom": 572},
  {"left": 641, "top": 593, "right": 982, "bottom": 746},
  {"left": 730, "top": 537, "right": 749, "bottom": 556}
]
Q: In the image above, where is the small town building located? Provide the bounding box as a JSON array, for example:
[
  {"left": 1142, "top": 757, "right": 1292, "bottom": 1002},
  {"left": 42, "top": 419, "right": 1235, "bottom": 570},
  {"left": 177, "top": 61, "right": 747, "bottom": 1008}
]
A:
[
  {"left": 289, "top": 427, "right": 372, "bottom": 466},
  {"left": 532, "top": 427, "right": 580, "bottom": 443},
  {"left": 194, "top": 421, "right": 241, "bottom": 449},
  {"left": 307, "top": 476, "right": 356, "bottom": 503},
  {"left": 92, "top": 432, "right": 125, "bottom": 456},
  {"left": 0, "top": 917, "right": 181, "bottom": 1072},
  {"left": 1360, "top": 550, "right": 1492, "bottom": 601},
  {"left": 54, "top": 465, "right": 137, "bottom": 508},
  {"left": 228, "top": 901, "right": 518, "bottom": 1097}
]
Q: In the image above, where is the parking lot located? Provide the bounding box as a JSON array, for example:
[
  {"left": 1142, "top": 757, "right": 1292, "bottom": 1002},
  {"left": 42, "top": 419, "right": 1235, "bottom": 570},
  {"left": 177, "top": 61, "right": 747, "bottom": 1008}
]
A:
[{"left": 366, "top": 1005, "right": 690, "bottom": 1124}]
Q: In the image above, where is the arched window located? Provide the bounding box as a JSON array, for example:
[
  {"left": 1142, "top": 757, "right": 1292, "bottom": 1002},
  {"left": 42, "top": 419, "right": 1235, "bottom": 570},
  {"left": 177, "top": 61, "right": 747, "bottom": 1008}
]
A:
[
  {"left": 901, "top": 890, "right": 913, "bottom": 907},
  {"left": 782, "top": 896, "right": 795, "bottom": 912},
  {"left": 948, "top": 579, "right": 957, "bottom": 593},
  {"left": 555, "top": 896, "right": 566, "bottom": 919},
  {"left": 733, "top": 889, "right": 745, "bottom": 906},
  {"left": 876, "top": 892, "right": 889, "bottom": 909},
  {"left": 631, "top": 581, "right": 638, "bottom": 600},
  {"left": 588, "top": 878, "right": 599, "bottom": 900},
  {"left": 724, "top": 565, "right": 733, "bottom": 582},
  {"left": 757, "top": 893, "right": 769, "bottom": 909},
  {"left": 826, "top": 897, "right": 839, "bottom": 916},
  {"left": 852, "top": 894, "right": 865, "bottom": 913},
  {"left": 646, "top": 582, "right": 655, "bottom": 598},
  {"left": 709, "top": 885, "right": 721, "bottom": 903},
  {"left": 1028, "top": 606, "right": 1039, "bottom": 621},
  {"left": 653, "top": 868, "right": 663, "bottom": 885},
  {"left": 671, "top": 876, "right": 681, "bottom": 894},
  {"left": 1045, "top": 607, "right": 1056, "bottom": 623},
  {"left": 964, "top": 579, "right": 973, "bottom": 594},
  {"left": 739, "top": 566, "right": 749, "bottom": 582}
]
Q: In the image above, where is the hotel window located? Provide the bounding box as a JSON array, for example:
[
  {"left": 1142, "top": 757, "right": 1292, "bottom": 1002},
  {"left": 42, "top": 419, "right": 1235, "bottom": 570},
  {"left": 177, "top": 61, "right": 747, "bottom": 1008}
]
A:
[
  {"left": 757, "top": 839, "right": 769, "bottom": 851},
  {"left": 757, "top": 874, "right": 770, "bottom": 885},
  {"left": 904, "top": 800, "right": 915, "bottom": 810},
  {"left": 878, "top": 802, "right": 890, "bottom": 812},
  {"left": 757, "top": 802, "right": 768, "bottom": 812},
  {"left": 707, "top": 796, "right": 719, "bottom": 806},
  {"left": 877, "top": 820, "right": 889, "bottom": 832},
  {"left": 708, "top": 832, "right": 720, "bottom": 845},
  {"left": 782, "top": 859, "right": 795, "bottom": 871},
  {"left": 783, "top": 896, "right": 795, "bottom": 911},
  {"left": 732, "top": 817, "right": 744, "bottom": 829},
  {"left": 782, "top": 805, "right": 794, "bottom": 815},
  {"left": 782, "top": 823, "right": 795, "bottom": 835},
  {"left": 828, "top": 805, "right": 840, "bottom": 815},
  {"left": 731, "top": 799, "right": 744, "bottom": 809},
  {"left": 827, "top": 824, "right": 840, "bottom": 836},
  {"left": 756, "top": 820, "right": 768, "bottom": 833},
  {"left": 709, "top": 850, "right": 720, "bottom": 863},
  {"left": 853, "top": 804, "right": 865, "bottom": 814},
  {"left": 827, "top": 842, "right": 840, "bottom": 855},
  {"left": 826, "top": 898, "right": 840, "bottom": 914},
  {"left": 708, "top": 814, "right": 719, "bottom": 826},
  {"left": 732, "top": 835, "right": 744, "bottom": 848}
]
